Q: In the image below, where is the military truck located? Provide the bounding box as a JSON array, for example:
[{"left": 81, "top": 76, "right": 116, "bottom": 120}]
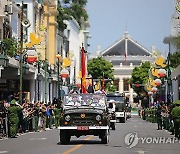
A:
[
  {"left": 106, "top": 93, "right": 127, "bottom": 123},
  {"left": 58, "top": 93, "right": 110, "bottom": 144}
]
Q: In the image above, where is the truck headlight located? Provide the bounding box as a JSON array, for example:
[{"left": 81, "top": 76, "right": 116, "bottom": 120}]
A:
[
  {"left": 96, "top": 115, "right": 101, "bottom": 121},
  {"left": 65, "top": 115, "right": 71, "bottom": 121}
]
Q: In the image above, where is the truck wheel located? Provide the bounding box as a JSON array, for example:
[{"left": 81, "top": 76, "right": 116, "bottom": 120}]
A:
[
  {"left": 121, "top": 117, "right": 125, "bottom": 123},
  {"left": 112, "top": 124, "right": 115, "bottom": 130},
  {"left": 101, "top": 130, "right": 109, "bottom": 144},
  {"left": 60, "top": 130, "right": 70, "bottom": 145}
]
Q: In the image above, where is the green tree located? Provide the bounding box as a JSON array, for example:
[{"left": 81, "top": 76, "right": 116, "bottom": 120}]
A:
[
  {"left": 0, "top": 38, "right": 17, "bottom": 57},
  {"left": 130, "top": 62, "right": 151, "bottom": 95},
  {"left": 57, "top": 5, "right": 72, "bottom": 31},
  {"left": 170, "top": 34, "right": 180, "bottom": 68},
  {"left": 87, "top": 57, "right": 114, "bottom": 79},
  {"left": 87, "top": 57, "right": 115, "bottom": 92},
  {"left": 70, "top": 2, "right": 88, "bottom": 24},
  {"left": 57, "top": 0, "right": 88, "bottom": 31},
  {"left": 169, "top": 52, "right": 180, "bottom": 68}
]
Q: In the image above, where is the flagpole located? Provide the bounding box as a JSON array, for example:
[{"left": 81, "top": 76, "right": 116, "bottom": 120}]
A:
[
  {"left": 81, "top": 46, "right": 86, "bottom": 93},
  {"left": 101, "top": 72, "right": 105, "bottom": 91}
]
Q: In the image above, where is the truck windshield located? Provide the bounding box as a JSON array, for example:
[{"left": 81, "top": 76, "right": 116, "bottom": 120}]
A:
[
  {"left": 63, "top": 94, "right": 106, "bottom": 108},
  {"left": 107, "top": 95, "right": 125, "bottom": 112},
  {"left": 107, "top": 96, "right": 124, "bottom": 103}
]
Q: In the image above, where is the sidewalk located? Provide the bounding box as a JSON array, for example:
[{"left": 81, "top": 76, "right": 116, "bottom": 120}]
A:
[{"left": 123, "top": 115, "right": 180, "bottom": 154}]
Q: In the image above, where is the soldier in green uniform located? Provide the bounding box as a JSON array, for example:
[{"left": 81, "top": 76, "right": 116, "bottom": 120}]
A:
[
  {"left": 168, "top": 103, "right": 175, "bottom": 135},
  {"left": 155, "top": 105, "right": 162, "bottom": 130},
  {"left": 32, "top": 102, "right": 40, "bottom": 132},
  {"left": 53, "top": 104, "right": 61, "bottom": 128},
  {"left": 8, "top": 99, "right": 21, "bottom": 137},
  {"left": 171, "top": 100, "right": 180, "bottom": 139}
]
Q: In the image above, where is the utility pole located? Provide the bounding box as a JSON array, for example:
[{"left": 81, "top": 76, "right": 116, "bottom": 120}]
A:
[
  {"left": 57, "top": 53, "right": 60, "bottom": 99},
  {"left": 44, "top": 5, "right": 50, "bottom": 104},
  {"left": 166, "top": 43, "right": 173, "bottom": 105},
  {"left": 19, "top": 1, "right": 24, "bottom": 104}
]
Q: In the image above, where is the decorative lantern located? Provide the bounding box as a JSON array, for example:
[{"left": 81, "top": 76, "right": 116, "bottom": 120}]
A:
[
  {"left": 158, "top": 69, "right": 166, "bottom": 78},
  {"left": 60, "top": 68, "right": 69, "bottom": 78},
  {"left": 154, "top": 78, "right": 162, "bottom": 86},
  {"left": 26, "top": 48, "right": 38, "bottom": 64},
  {"left": 26, "top": 55, "right": 37, "bottom": 63},
  {"left": 151, "top": 87, "right": 158, "bottom": 93}
]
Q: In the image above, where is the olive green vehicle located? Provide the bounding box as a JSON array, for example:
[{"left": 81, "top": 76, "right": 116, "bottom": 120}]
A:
[{"left": 58, "top": 93, "right": 110, "bottom": 144}]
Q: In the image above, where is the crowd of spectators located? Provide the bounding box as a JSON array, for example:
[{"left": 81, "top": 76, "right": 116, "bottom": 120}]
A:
[
  {"left": 0, "top": 93, "right": 62, "bottom": 138},
  {"left": 140, "top": 100, "right": 180, "bottom": 140}
]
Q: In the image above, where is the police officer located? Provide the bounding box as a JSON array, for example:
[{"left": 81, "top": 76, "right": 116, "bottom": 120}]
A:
[{"left": 171, "top": 100, "right": 180, "bottom": 139}]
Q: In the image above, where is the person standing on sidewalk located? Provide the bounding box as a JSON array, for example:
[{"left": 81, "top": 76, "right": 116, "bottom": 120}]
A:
[
  {"left": 54, "top": 104, "right": 61, "bottom": 128},
  {"left": 156, "top": 105, "right": 162, "bottom": 130},
  {"left": 171, "top": 100, "right": 180, "bottom": 139}
]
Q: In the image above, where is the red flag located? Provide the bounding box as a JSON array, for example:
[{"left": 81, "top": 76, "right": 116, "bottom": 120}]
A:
[
  {"left": 81, "top": 47, "right": 86, "bottom": 93},
  {"left": 101, "top": 75, "right": 105, "bottom": 91}
]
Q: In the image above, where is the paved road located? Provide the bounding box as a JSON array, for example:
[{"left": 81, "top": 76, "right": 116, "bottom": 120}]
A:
[{"left": 0, "top": 115, "right": 179, "bottom": 154}]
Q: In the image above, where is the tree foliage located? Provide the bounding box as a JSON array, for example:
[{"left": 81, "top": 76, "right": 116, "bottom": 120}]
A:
[
  {"left": 130, "top": 62, "right": 151, "bottom": 95},
  {"left": 57, "top": 0, "right": 88, "bottom": 31},
  {"left": 0, "top": 38, "right": 18, "bottom": 57},
  {"left": 169, "top": 52, "right": 180, "bottom": 68},
  {"left": 87, "top": 57, "right": 115, "bottom": 92},
  {"left": 87, "top": 57, "right": 114, "bottom": 79},
  {"left": 57, "top": 5, "right": 72, "bottom": 31}
]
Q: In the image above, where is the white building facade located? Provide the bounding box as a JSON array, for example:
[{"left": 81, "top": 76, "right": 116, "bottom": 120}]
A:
[{"left": 101, "top": 31, "right": 155, "bottom": 103}]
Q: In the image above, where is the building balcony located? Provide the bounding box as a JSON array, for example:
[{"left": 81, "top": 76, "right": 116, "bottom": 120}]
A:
[{"left": 43, "top": 0, "right": 57, "bottom": 6}]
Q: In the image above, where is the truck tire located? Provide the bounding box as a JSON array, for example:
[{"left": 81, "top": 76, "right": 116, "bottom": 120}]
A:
[
  {"left": 101, "top": 130, "right": 109, "bottom": 144},
  {"left": 112, "top": 123, "right": 115, "bottom": 130},
  {"left": 121, "top": 117, "right": 125, "bottom": 123},
  {"left": 60, "top": 130, "right": 70, "bottom": 145}
]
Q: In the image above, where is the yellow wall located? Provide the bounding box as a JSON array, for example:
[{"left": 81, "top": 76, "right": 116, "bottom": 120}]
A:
[{"left": 42, "top": 5, "right": 58, "bottom": 65}]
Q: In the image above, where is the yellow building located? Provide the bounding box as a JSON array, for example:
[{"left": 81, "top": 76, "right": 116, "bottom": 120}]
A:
[{"left": 42, "top": 0, "right": 58, "bottom": 65}]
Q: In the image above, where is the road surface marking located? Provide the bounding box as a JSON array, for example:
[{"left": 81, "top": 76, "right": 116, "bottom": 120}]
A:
[
  {"left": 0, "top": 151, "right": 8, "bottom": 153},
  {"left": 29, "top": 138, "right": 47, "bottom": 140},
  {"left": 63, "top": 136, "right": 94, "bottom": 154},
  {"left": 135, "top": 150, "right": 147, "bottom": 154}
]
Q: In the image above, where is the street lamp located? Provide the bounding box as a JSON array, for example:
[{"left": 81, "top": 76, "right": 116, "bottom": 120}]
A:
[
  {"left": 48, "top": 75, "right": 53, "bottom": 103},
  {"left": 56, "top": 53, "right": 63, "bottom": 100},
  {"left": 166, "top": 51, "right": 173, "bottom": 105},
  {"left": 19, "top": 1, "right": 31, "bottom": 104}
]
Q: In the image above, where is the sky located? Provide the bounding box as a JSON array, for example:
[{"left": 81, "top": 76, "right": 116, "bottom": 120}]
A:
[{"left": 86, "top": 0, "right": 175, "bottom": 56}]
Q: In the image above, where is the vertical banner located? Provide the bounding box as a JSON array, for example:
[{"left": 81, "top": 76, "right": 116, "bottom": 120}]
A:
[
  {"left": 81, "top": 47, "right": 86, "bottom": 93},
  {"left": 101, "top": 75, "right": 105, "bottom": 91}
]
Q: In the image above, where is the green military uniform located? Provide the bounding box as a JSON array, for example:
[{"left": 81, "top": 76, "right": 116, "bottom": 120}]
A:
[
  {"left": 53, "top": 107, "right": 61, "bottom": 128},
  {"left": 171, "top": 102, "right": 180, "bottom": 139},
  {"left": 8, "top": 105, "right": 21, "bottom": 137},
  {"left": 169, "top": 103, "right": 175, "bottom": 134},
  {"left": 156, "top": 106, "right": 162, "bottom": 130},
  {"left": 33, "top": 106, "right": 40, "bottom": 132}
]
